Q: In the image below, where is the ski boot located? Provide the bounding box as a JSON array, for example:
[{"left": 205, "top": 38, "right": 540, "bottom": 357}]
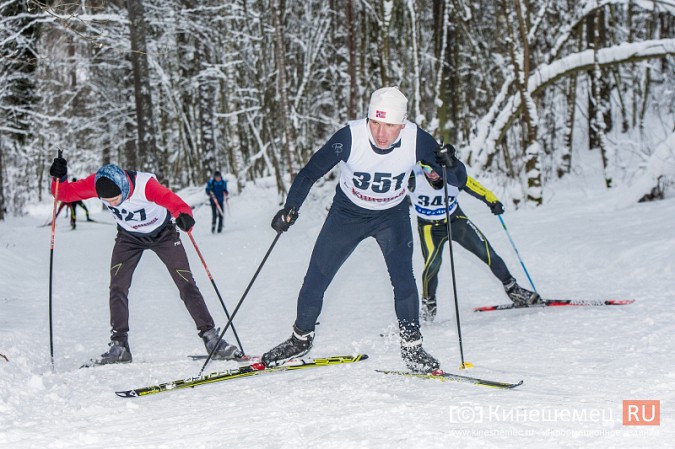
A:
[
  {"left": 261, "top": 325, "right": 314, "bottom": 367},
  {"left": 400, "top": 328, "right": 440, "bottom": 373},
  {"left": 201, "top": 328, "right": 243, "bottom": 360},
  {"left": 504, "top": 278, "right": 541, "bottom": 307},
  {"left": 421, "top": 296, "right": 437, "bottom": 323},
  {"left": 96, "top": 340, "right": 132, "bottom": 365}
]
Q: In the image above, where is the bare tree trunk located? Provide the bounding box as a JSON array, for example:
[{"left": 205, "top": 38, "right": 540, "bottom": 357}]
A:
[
  {"left": 222, "top": 39, "right": 245, "bottom": 191},
  {"left": 197, "top": 43, "right": 216, "bottom": 182},
  {"left": 377, "top": 0, "right": 392, "bottom": 85},
  {"left": 432, "top": 0, "right": 450, "bottom": 139},
  {"left": 560, "top": 25, "right": 583, "bottom": 178},
  {"left": 560, "top": 75, "right": 578, "bottom": 177},
  {"left": 405, "top": 1, "right": 421, "bottom": 123},
  {"left": 504, "top": 0, "right": 542, "bottom": 205},
  {"left": 0, "top": 142, "right": 5, "bottom": 220},
  {"left": 272, "top": 0, "right": 298, "bottom": 180},
  {"left": 346, "top": 0, "right": 358, "bottom": 120},
  {"left": 588, "top": 7, "right": 612, "bottom": 188},
  {"left": 127, "top": 0, "right": 159, "bottom": 179}
]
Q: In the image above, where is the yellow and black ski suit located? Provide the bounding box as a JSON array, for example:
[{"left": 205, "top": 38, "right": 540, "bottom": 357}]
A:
[{"left": 409, "top": 166, "right": 513, "bottom": 299}]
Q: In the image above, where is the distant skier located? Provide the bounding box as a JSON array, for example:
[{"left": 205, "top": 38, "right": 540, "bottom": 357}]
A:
[
  {"left": 205, "top": 171, "right": 228, "bottom": 233},
  {"left": 50, "top": 178, "right": 93, "bottom": 230},
  {"left": 55, "top": 177, "right": 94, "bottom": 229},
  {"left": 48, "top": 158, "right": 243, "bottom": 365},
  {"left": 261, "top": 87, "right": 467, "bottom": 373},
  {"left": 408, "top": 163, "right": 541, "bottom": 321}
]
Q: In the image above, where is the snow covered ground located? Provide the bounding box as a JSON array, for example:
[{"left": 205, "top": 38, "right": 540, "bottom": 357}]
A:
[{"left": 1, "top": 171, "right": 673, "bottom": 448}]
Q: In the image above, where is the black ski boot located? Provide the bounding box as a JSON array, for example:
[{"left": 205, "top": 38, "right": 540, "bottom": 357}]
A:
[
  {"left": 201, "top": 328, "right": 243, "bottom": 360},
  {"left": 400, "top": 328, "right": 440, "bottom": 373},
  {"left": 96, "top": 340, "right": 132, "bottom": 365},
  {"left": 504, "top": 278, "right": 541, "bottom": 307},
  {"left": 421, "top": 296, "right": 437, "bottom": 323},
  {"left": 261, "top": 325, "right": 314, "bottom": 367}
]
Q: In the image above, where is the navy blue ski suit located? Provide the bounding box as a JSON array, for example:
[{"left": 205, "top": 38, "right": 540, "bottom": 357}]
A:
[{"left": 282, "top": 121, "right": 467, "bottom": 335}]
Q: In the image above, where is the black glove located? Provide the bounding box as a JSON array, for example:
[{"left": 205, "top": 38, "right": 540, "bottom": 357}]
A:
[
  {"left": 271, "top": 207, "right": 298, "bottom": 233},
  {"left": 435, "top": 143, "right": 457, "bottom": 168},
  {"left": 49, "top": 157, "right": 68, "bottom": 181},
  {"left": 176, "top": 213, "right": 195, "bottom": 232},
  {"left": 490, "top": 201, "right": 505, "bottom": 215}
]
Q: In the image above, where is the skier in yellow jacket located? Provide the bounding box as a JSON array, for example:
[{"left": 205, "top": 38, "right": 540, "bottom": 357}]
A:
[{"left": 409, "top": 163, "right": 540, "bottom": 321}]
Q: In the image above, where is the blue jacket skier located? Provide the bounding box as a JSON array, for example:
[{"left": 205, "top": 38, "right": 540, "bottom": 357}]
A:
[
  {"left": 261, "top": 87, "right": 467, "bottom": 373},
  {"left": 205, "top": 171, "right": 228, "bottom": 233}
]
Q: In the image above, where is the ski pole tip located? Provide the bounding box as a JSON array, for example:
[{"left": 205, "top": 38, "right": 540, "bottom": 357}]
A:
[{"left": 459, "top": 362, "right": 474, "bottom": 370}]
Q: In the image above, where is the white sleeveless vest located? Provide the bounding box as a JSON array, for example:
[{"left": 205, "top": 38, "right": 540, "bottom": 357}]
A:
[
  {"left": 338, "top": 118, "right": 418, "bottom": 210},
  {"left": 409, "top": 164, "right": 459, "bottom": 220},
  {"left": 105, "top": 172, "right": 169, "bottom": 234}
]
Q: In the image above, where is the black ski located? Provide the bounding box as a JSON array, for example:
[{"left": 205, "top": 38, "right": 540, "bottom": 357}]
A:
[
  {"left": 474, "top": 298, "right": 634, "bottom": 312},
  {"left": 377, "top": 369, "right": 523, "bottom": 389},
  {"left": 116, "top": 354, "right": 368, "bottom": 398}
]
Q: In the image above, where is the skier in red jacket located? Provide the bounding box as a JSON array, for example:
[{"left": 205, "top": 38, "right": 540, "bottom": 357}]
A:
[{"left": 49, "top": 158, "right": 242, "bottom": 365}]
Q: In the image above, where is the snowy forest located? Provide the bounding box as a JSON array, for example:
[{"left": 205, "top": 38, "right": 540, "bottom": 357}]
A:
[{"left": 0, "top": 0, "right": 673, "bottom": 218}]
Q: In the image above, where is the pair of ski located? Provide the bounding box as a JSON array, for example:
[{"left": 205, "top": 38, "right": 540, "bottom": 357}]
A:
[
  {"left": 474, "top": 298, "right": 634, "bottom": 312},
  {"left": 115, "top": 354, "right": 522, "bottom": 398}
]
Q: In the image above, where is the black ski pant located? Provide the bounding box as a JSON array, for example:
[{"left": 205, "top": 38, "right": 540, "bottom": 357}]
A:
[
  {"left": 210, "top": 200, "right": 224, "bottom": 231},
  {"left": 108, "top": 223, "right": 215, "bottom": 343},
  {"left": 294, "top": 199, "right": 420, "bottom": 335},
  {"left": 69, "top": 201, "right": 90, "bottom": 226},
  {"left": 417, "top": 206, "right": 511, "bottom": 299}
]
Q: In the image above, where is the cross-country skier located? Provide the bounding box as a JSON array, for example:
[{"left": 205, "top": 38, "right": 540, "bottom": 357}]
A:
[
  {"left": 205, "top": 171, "right": 228, "bottom": 233},
  {"left": 48, "top": 159, "right": 242, "bottom": 365},
  {"left": 408, "top": 163, "right": 541, "bottom": 321},
  {"left": 50, "top": 178, "right": 93, "bottom": 230},
  {"left": 261, "top": 87, "right": 467, "bottom": 373}
]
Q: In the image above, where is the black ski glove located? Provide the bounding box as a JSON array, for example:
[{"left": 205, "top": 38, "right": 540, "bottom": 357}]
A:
[
  {"left": 490, "top": 201, "right": 505, "bottom": 215},
  {"left": 49, "top": 157, "right": 68, "bottom": 181},
  {"left": 435, "top": 143, "right": 458, "bottom": 168},
  {"left": 176, "top": 213, "right": 195, "bottom": 232},
  {"left": 271, "top": 207, "right": 298, "bottom": 233}
]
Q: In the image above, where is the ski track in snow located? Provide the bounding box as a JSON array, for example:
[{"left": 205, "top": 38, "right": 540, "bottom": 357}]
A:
[{"left": 0, "top": 179, "right": 673, "bottom": 449}]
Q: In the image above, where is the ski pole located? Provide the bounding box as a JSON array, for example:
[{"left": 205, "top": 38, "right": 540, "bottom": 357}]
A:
[
  {"left": 48, "top": 149, "right": 63, "bottom": 372},
  {"left": 187, "top": 230, "right": 244, "bottom": 353},
  {"left": 441, "top": 154, "right": 473, "bottom": 370},
  {"left": 209, "top": 192, "right": 224, "bottom": 217},
  {"left": 498, "top": 215, "right": 538, "bottom": 293},
  {"left": 198, "top": 230, "right": 283, "bottom": 376}
]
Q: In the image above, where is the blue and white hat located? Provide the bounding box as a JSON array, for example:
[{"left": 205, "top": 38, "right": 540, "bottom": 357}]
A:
[{"left": 95, "top": 164, "right": 130, "bottom": 203}]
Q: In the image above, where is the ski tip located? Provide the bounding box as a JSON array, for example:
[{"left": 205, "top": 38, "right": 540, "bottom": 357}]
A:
[
  {"left": 115, "top": 390, "right": 138, "bottom": 398},
  {"left": 473, "top": 306, "right": 499, "bottom": 312}
]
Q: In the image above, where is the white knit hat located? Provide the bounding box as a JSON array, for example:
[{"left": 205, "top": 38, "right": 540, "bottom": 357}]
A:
[{"left": 368, "top": 87, "right": 408, "bottom": 124}]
